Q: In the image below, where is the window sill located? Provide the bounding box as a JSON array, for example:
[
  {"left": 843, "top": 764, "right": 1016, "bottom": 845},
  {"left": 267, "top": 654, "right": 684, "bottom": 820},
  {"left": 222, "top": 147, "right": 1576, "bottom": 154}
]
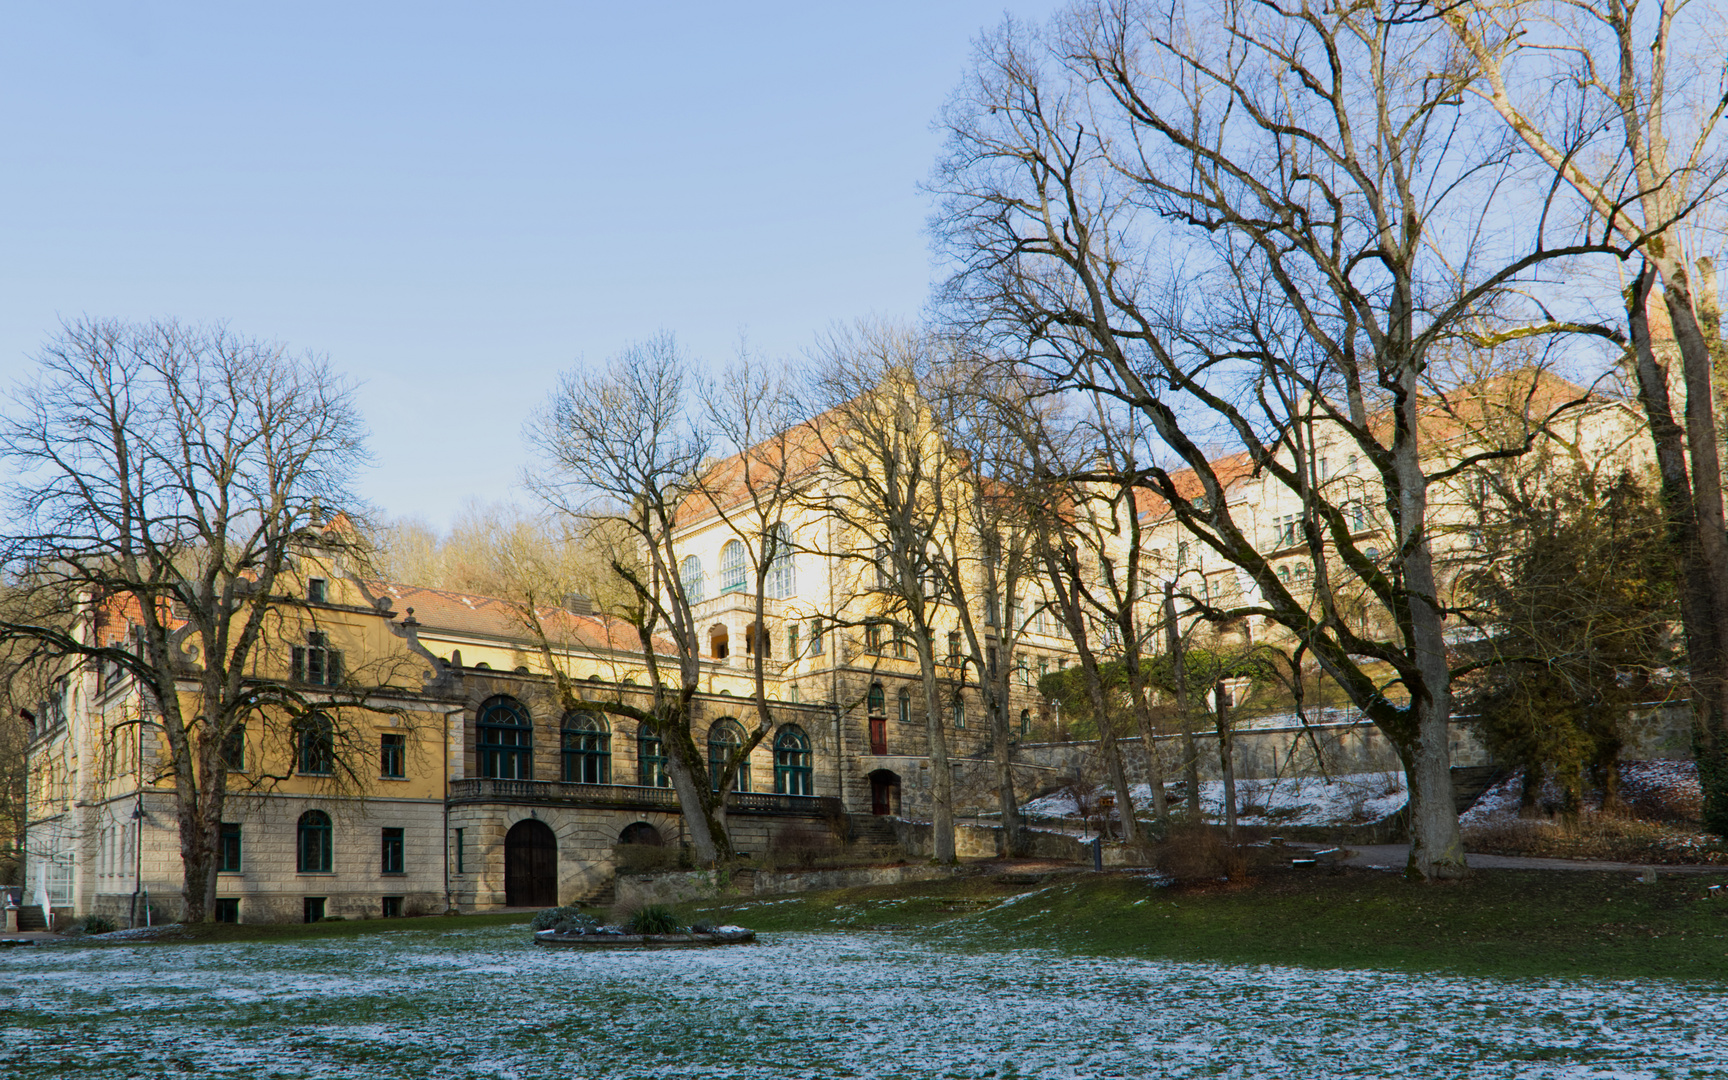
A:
[
  {"left": 381, "top": 872, "right": 406, "bottom": 877},
  {"left": 378, "top": 775, "right": 409, "bottom": 782},
  {"left": 296, "top": 871, "right": 335, "bottom": 876}
]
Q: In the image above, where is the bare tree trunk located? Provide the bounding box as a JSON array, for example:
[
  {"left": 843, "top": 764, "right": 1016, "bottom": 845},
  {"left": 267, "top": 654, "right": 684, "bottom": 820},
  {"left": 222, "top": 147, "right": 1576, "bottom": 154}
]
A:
[
  {"left": 1164, "top": 585, "right": 1202, "bottom": 820},
  {"left": 991, "top": 692, "right": 1023, "bottom": 856},
  {"left": 1214, "top": 683, "right": 1236, "bottom": 842},
  {"left": 918, "top": 637, "right": 956, "bottom": 863}
]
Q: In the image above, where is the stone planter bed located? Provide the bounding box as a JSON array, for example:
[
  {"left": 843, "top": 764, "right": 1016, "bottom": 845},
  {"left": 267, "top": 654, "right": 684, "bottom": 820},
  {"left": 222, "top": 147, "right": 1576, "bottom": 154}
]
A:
[{"left": 533, "top": 928, "right": 755, "bottom": 949}]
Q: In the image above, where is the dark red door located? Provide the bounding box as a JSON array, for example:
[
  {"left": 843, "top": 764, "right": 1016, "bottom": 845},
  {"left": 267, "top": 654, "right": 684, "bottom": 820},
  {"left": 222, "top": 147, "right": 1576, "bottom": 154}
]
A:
[
  {"left": 504, "top": 819, "right": 557, "bottom": 907},
  {"left": 869, "top": 717, "right": 887, "bottom": 756},
  {"left": 870, "top": 772, "right": 898, "bottom": 816}
]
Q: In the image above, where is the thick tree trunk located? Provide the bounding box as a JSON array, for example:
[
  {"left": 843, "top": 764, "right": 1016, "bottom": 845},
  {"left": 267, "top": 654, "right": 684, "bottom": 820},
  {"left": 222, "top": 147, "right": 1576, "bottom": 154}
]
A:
[
  {"left": 662, "top": 726, "right": 723, "bottom": 865},
  {"left": 1391, "top": 363, "right": 1467, "bottom": 881}
]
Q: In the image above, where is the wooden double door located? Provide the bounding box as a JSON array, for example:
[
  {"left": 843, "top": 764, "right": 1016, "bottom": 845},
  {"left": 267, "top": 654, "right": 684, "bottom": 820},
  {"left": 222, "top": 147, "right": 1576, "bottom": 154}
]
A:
[{"left": 504, "top": 819, "right": 557, "bottom": 907}]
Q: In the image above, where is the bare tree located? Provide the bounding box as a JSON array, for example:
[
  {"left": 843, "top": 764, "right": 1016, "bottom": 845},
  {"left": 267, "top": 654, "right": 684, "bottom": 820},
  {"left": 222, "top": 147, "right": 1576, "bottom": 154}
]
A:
[
  {"left": 805, "top": 323, "right": 963, "bottom": 863},
  {"left": 932, "top": 2, "right": 1617, "bottom": 877},
  {"left": 1441, "top": 0, "right": 1728, "bottom": 830},
  {"left": 925, "top": 353, "right": 1044, "bottom": 853},
  {"left": 691, "top": 353, "right": 811, "bottom": 829},
  {"left": 525, "top": 334, "right": 735, "bottom": 863},
  {"left": 0, "top": 318, "right": 374, "bottom": 921}
]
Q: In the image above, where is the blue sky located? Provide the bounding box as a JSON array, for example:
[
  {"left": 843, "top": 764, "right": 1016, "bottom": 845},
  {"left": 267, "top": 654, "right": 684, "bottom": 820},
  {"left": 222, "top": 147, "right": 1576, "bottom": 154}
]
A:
[{"left": 0, "top": 1, "right": 1056, "bottom": 529}]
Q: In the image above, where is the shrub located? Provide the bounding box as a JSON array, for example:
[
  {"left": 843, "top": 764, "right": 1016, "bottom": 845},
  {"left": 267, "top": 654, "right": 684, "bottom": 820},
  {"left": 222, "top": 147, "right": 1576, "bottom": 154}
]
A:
[
  {"left": 531, "top": 905, "right": 600, "bottom": 934},
  {"left": 1150, "top": 822, "right": 1246, "bottom": 882},
  {"left": 625, "top": 904, "right": 685, "bottom": 934},
  {"left": 769, "top": 823, "right": 839, "bottom": 869},
  {"left": 62, "top": 915, "right": 116, "bottom": 937},
  {"left": 614, "top": 843, "right": 682, "bottom": 874}
]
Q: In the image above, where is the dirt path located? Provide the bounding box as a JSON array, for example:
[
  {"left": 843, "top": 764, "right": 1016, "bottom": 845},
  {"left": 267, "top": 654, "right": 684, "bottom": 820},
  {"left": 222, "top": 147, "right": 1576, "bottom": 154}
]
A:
[{"left": 1333, "top": 843, "right": 1728, "bottom": 875}]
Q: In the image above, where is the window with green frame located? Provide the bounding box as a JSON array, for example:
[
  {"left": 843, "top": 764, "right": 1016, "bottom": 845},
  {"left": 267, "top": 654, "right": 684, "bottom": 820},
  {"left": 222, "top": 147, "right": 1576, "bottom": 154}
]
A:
[
  {"left": 707, "top": 718, "right": 750, "bottom": 793},
  {"left": 638, "top": 725, "right": 670, "bottom": 787},
  {"left": 774, "top": 726, "right": 813, "bottom": 796}
]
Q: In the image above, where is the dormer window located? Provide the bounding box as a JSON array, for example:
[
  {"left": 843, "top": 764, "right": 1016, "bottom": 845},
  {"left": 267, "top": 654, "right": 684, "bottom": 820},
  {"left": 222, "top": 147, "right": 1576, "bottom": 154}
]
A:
[{"left": 307, "top": 578, "right": 328, "bottom": 603}]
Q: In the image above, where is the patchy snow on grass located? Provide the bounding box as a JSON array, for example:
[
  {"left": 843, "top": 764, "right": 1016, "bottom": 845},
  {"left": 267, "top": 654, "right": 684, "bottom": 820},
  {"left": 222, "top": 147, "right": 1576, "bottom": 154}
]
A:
[
  {"left": 1, "top": 925, "right": 1724, "bottom": 1078},
  {"left": 1022, "top": 771, "right": 1409, "bottom": 828}
]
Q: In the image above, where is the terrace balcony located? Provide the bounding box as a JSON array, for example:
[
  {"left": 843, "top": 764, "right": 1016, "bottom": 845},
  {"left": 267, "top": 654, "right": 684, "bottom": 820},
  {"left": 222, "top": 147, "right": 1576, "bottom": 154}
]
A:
[{"left": 448, "top": 778, "right": 841, "bottom": 817}]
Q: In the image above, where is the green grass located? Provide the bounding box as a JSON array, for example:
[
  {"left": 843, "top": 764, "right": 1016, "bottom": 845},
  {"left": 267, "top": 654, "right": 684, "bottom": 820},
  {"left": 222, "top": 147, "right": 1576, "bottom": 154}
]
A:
[
  {"left": 692, "top": 866, "right": 1728, "bottom": 981},
  {"left": 74, "top": 910, "right": 532, "bottom": 946}
]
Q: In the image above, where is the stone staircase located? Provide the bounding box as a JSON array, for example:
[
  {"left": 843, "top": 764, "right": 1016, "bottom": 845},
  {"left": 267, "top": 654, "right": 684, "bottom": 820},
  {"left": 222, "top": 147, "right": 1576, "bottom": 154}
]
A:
[
  {"left": 844, "top": 815, "right": 907, "bottom": 863},
  {"left": 16, "top": 906, "right": 49, "bottom": 932}
]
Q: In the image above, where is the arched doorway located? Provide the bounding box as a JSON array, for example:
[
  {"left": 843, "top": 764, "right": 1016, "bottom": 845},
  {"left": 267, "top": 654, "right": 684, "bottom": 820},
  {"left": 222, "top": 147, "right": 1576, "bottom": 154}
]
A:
[
  {"left": 867, "top": 769, "right": 901, "bottom": 817},
  {"left": 504, "top": 819, "right": 557, "bottom": 907}
]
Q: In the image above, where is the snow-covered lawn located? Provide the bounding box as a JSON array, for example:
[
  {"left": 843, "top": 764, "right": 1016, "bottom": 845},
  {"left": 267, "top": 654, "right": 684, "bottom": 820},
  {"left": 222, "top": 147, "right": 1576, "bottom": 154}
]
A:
[
  {"left": 4, "top": 925, "right": 1726, "bottom": 1078},
  {"left": 1023, "top": 771, "right": 1409, "bottom": 828}
]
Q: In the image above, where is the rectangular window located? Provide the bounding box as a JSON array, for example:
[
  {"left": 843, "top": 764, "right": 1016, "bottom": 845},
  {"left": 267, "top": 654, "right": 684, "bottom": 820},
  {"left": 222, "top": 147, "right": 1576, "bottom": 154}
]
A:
[
  {"left": 307, "top": 577, "right": 328, "bottom": 603},
  {"left": 292, "top": 631, "right": 343, "bottom": 687},
  {"left": 1018, "top": 656, "right": 1029, "bottom": 687},
  {"left": 213, "top": 898, "right": 240, "bottom": 924},
  {"left": 303, "top": 897, "right": 326, "bottom": 923},
  {"left": 222, "top": 724, "right": 245, "bottom": 771},
  {"left": 381, "top": 896, "right": 404, "bottom": 919},
  {"left": 380, "top": 733, "right": 405, "bottom": 778},
  {"left": 866, "top": 623, "right": 883, "bottom": 652},
  {"left": 219, "top": 823, "right": 242, "bottom": 873},
  {"left": 810, "top": 618, "right": 824, "bottom": 655},
  {"left": 892, "top": 626, "right": 907, "bottom": 659},
  {"left": 987, "top": 646, "right": 998, "bottom": 676},
  {"left": 381, "top": 828, "right": 405, "bottom": 875},
  {"left": 787, "top": 623, "right": 800, "bottom": 659},
  {"left": 952, "top": 698, "right": 966, "bottom": 729},
  {"left": 454, "top": 828, "right": 465, "bottom": 874},
  {"left": 947, "top": 631, "right": 961, "bottom": 658}
]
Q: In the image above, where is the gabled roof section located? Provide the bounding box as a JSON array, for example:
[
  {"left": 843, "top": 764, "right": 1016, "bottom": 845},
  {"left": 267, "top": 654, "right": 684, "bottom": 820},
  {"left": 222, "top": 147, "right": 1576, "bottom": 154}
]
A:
[{"left": 674, "top": 410, "right": 840, "bottom": 531}]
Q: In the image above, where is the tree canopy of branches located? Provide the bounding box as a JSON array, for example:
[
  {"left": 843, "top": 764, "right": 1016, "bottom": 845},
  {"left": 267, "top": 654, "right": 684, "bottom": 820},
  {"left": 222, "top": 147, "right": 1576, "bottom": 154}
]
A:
[
  {"left": 0, "top": 318, "right": 373, "bottom": 921},
  {"left": 932, "top": 0, "right": 1620, "bottom": 877}
]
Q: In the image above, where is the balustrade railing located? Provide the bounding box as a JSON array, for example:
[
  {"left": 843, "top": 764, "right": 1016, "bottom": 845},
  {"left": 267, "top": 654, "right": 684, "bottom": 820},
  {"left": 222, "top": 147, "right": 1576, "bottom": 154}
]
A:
[{"left": 448, "top": 778, "right": 839, "bottom": 817}]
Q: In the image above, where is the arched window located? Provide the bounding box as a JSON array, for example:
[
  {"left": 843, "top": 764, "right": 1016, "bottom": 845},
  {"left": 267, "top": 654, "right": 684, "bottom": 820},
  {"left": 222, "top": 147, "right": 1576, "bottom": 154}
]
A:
[
  {"left": 638, "top": 724, "right": 669, "bottom": 788},
  {"left": 707, "top": 718, "right": 750, "bottom": 793},
  {"left": 1278, "top": 566, "right": 1291, "bottom": 583},
  {"left": 477, "top": 696, "right": 532, "bottom": 780},
  {"left": 561, "top": 713, "right": 610, "bottom": 785},
  {"left": 295, "top": 712, "right": 334, "bottom": 776},
  {"left": 867, "top": 682, "right": 886, "bottom": 716},
  {"left": 765, "top": 523, "right": 796, "bottom": 599},
  {"left": 897, "top": 687, "right": 911, "bottom": 724},
  {"left": 1365, "top": 546, "right": 1380, "bottom": 562},
  {"left": 774, "top": 726, "right": 813, "bottom": 796},
  {"left": 720, "top": 540, "right": 746, "bottom": 594},
  {"left": 1295, "top": 563, "right": 1311, "bottom": 582},
  {"left": 680, "top": 555, "right": 705, "bottom": 605},
  {"left": 1020, "top": 708, "right": 1032, "bottom": 736},
  {"left": 952, "top": 697, "right": 967, "bottom": 729},
  {"left": 297, "top": 810, "right": 332, "bottom": 873}
]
